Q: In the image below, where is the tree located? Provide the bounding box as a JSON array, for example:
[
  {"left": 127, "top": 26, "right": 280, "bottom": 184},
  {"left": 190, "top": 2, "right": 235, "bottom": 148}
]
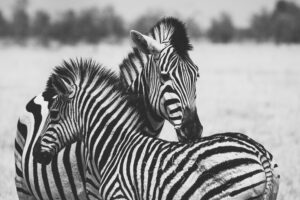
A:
[
  {"left": 11, "top": 9, "right": 29, "bottom": 42},
  {"left": 207, "top": 13, "right": 235, "bottom": 43},
  {"left": 77, "top": 8, "right": 101, "bottom": 43},
  {"left": 50, "top": 10, "right": 79, "bottom": 44},
  {"left": 96, "top": 6, "right": 126, "bottom": 40},
  {"left": 272, "top": 0, "right": 300, "bottom": 43},
  {"left": 131, "top": 12, "right": 163, "bottom": 34},
  {"left": 32, "top": 10, "right": 51, "bottom": 45},
  {"left": 250, "top": 9, "right": 272, "bottom": 42},
  {"left": 248, "top": 1, "right": 300, "bottom": 43},
  {"left": 185, "top": 18, "right": 202, "bottom": 39},
  {"left": 77, "top": 7, "right": 126, "bottom": 44},
  {"left": 0, "top": 11, "right": 9, "bottom": 37}
]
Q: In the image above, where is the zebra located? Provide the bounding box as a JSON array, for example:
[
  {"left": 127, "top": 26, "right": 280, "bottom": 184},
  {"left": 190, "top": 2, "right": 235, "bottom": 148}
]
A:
[
  {"left": 33, "top": 59, "right": 279, "bottom": 200},
  {"left": 15, "top": 17, "right": 203, "bottom": 199},
  {"left": 120, "top": 17, "right": 202, "bottom": 140}
]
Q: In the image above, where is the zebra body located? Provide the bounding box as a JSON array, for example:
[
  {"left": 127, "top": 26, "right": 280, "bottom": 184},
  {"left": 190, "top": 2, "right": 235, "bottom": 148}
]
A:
[
  {"left": 34, "top": 60, "right": 279, "bottom": 200},
  {"left": 15, "top": 17, "right": 202, "bottom": 200},
  {"left": 99, "top": 133, "right": 277, "bottom": 200}
]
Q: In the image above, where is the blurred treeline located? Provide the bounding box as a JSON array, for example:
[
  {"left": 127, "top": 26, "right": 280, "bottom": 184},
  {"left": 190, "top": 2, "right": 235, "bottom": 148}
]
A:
[{"left": 0, "top": 0, "right": 299, "bottom": 45}]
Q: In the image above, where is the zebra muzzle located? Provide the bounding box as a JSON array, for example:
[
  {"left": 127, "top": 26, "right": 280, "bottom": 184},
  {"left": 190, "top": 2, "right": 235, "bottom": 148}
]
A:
[
  {"left": 33, "top": 138, "right": 55, "bottom": 165},
  {"left": 176, "top": 108, "right": 203, "bottom": 142}
]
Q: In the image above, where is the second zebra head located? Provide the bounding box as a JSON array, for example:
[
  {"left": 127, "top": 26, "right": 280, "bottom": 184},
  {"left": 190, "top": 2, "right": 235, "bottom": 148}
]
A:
[{"left": 129, "top": 18, "right": 203, "bottom": 142}]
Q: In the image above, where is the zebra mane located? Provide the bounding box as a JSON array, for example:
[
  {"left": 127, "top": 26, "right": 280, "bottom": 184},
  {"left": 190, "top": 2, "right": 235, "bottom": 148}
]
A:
[
  {"left": 45, "top": 59, "right": 145, "bottom": 117},
  {"left": 149, "top": 17, "right": 193, "bottom": 57},
  {"left": 119, "top": 48, "right": 145, "bottom": 89},
  {"left": 45, "top": 59, "right": 119, "bottom": 96}
]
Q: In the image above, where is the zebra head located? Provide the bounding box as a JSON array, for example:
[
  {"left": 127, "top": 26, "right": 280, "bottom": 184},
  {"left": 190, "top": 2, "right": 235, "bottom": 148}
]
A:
[
  {"left": 33, "top": 62, "right": 82, "bottom": 165},
  {"left": 130, "top": 18, "right": 203, "bottom": 142}
]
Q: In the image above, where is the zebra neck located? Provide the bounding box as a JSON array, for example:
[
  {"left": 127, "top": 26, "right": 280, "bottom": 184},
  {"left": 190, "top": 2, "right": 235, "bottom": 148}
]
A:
[
  {"left": 84, "top": 94, "right": 145, "bottom": 174},
  {"left": 139, "top": 75, "right": 165, "bottom": 137},
  {"left": 119, "top": 48, "right": 146, "bottom": 90},
  {"left": 142, "top": 98, "right": 165, "bottom": 136},
  {"left": 119, "top": 50, "right": 165, "bottom": 137}
]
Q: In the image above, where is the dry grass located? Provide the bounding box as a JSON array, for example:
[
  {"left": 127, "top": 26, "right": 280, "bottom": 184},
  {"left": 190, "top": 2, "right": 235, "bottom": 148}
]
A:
[{"left": 0, "top": 42, "right": 299, "bottom": 199}]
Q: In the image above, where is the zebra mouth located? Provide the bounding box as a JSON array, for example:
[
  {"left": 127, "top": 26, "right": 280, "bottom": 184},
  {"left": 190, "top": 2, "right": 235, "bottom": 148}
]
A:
[
  {"left": 175, "top": 108, "right": 203, "bottom": 143},
  {"left": 175, "top": 119, "right": 203, "bottom": 143}
]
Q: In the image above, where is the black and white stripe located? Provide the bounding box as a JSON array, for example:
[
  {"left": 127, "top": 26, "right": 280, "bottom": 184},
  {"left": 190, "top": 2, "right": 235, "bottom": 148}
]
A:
[
  {"left": 15, "top": 17, "right": 203, "bottom": 200},
  {"left": 15, "top": 94, "right": 87, "bottom": 200},
  {"left": 120, "top": 17, "right": 202, "bottom": 141},
  {"left": 34, "top": 60, "right": 279, "bottom": 200}
]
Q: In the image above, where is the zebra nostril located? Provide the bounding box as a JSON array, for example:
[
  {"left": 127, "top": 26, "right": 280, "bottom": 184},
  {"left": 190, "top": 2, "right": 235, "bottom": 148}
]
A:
[{"left": 180, "top": 109, "right": 203, "bottom": 141}]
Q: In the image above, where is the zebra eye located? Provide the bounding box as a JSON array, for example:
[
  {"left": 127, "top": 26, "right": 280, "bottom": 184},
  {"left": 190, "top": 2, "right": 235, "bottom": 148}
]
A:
[
  {"left": 197, "top": 73, "right": 200, "bottom": 78},
  {"left": 50, "top": 109, "right": 60, "bottom": 121}
]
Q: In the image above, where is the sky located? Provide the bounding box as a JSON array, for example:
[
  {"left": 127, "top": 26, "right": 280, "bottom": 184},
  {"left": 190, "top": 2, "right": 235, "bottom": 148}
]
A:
[{"left": 1, "top": 0, "right": 300, "bottom": 28}]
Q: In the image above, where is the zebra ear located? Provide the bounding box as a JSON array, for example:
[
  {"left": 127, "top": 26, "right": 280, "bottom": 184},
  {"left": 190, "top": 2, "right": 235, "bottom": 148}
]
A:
[
  {"left": 52, "top": 76, "right": 75, "bottom": 99},
  {"left": 130, "top": 30, "right": 164, "bottom": 55}
]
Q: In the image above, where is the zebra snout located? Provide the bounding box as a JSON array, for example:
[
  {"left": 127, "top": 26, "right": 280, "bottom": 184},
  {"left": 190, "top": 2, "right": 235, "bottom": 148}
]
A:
[
  {"left": 33, "top": 139, "right": 54, "bottom": 165},
  {"left": 34, "top": 150, "right": 53, "bottom": 165},
  {"left": 178, "top": 108, "right": 203, "bottom": 142}
]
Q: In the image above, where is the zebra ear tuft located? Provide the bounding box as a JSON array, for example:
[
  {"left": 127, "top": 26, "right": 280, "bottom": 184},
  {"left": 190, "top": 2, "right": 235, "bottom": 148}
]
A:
[
  {"left": 130, "top": 30, "right": 164, "bottom": 55},
  {"left": 52, "top": 76, "right": 75, "bottom": 99}
]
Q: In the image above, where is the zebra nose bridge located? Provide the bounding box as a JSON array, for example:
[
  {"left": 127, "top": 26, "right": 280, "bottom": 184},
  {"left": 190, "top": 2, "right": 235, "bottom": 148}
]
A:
[
  {"left": 164, "top": 97, "right": 183, "bottom": 127},
  {"left": 159, "top": 85, "right": 182, "bottom": 118}
]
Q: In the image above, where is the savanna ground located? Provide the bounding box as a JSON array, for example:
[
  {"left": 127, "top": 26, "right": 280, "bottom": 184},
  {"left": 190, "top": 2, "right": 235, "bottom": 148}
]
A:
[{"left": 0, "top": 41, "right": 299, "bottom": 199}]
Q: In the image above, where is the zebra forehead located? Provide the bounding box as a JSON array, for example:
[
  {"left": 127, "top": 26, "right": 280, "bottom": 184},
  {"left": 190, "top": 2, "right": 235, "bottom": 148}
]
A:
[{"left": 149, "top": 17, "right": 192, "bottom": 58}]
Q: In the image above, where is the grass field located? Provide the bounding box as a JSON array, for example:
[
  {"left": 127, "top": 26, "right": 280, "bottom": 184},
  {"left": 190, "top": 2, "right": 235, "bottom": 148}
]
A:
[{"left": 0, "top": 41, "right": 299, "bottom": 199}]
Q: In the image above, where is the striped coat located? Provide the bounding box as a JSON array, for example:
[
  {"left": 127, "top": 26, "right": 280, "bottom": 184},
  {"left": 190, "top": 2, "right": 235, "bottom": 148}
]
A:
[
  {"left": 15, "top": 17, "right": 203, "bottom": 200},
  {"left": 33, "top": 60, "right": 279, "bottom": 200}
]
